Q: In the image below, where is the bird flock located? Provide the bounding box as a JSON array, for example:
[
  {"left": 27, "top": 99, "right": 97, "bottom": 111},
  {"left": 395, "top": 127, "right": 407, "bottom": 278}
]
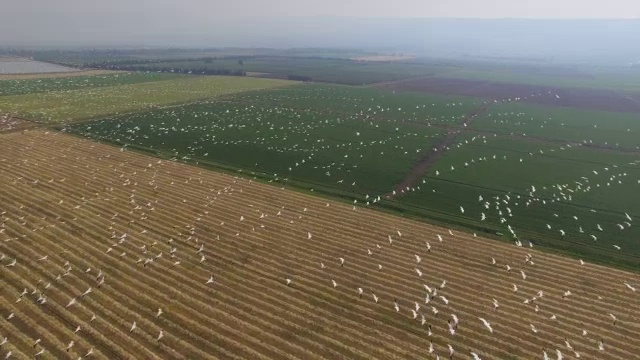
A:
[{"left": 0, "top": 130, "right": 638, "bottom": 360}]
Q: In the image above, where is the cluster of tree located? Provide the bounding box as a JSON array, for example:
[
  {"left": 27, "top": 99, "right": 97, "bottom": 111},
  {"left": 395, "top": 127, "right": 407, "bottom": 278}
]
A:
[
  {"left": 94, "top": 63, "right": 247, "bottom": 76},
  {"left": 287, "top": 75, "right": 312, "bottom": 81}
]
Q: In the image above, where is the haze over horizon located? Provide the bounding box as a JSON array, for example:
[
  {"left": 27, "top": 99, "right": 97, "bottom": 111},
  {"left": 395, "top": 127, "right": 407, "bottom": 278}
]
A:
[{"left": 1, "top": 1, "right": 640, "bottom": 65}]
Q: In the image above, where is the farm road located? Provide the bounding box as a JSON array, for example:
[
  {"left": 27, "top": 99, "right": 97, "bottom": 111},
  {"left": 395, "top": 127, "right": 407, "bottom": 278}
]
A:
[{"left": 385, "top": 103, "right": 489, "bottom": 199}]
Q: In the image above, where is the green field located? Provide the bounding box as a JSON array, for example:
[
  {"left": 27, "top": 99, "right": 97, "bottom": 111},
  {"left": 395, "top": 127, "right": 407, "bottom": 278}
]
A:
[
  {"left": 0, "top": 72, "right": 184, "bottom": 96},
  {"left": 63, "top": 83, "right": 640, "bottom": 269},
  {"left": 64, "top": 85, "right": 479, "bottom": 196},
  {"left": 129, "top": 57, "right": 454, "bottom": 85},
  {"left": 399, "top": 133, "right": 640, "bottom": 268},
  {"left": 0, "top": 76, "right": 293, "bottom": 123},
  {"left": 472, "top": 102, "right": 640, "bottom": 148}
]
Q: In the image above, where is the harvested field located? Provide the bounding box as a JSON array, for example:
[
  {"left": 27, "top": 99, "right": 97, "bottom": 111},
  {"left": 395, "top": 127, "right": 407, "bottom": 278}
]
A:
[
  {"left": 378, "top": 77, "right": 640, "bottom": 113},
  {"left": 1, "top": 130, "right": 639, "bottom": 359},
  {"left": 0, "top": 70, "right": 119, "bottom": 81}
]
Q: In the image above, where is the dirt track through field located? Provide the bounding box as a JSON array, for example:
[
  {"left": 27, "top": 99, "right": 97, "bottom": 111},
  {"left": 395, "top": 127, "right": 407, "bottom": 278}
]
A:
[
  {"left": 386, "top": 104, "right": 488, "bottom": 198},
  {"left": 1, "top": 130, "right": 639, "bottom": 360}
]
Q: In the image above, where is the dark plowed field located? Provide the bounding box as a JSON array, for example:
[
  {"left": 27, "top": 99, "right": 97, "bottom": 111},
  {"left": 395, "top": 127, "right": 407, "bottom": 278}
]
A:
[{"left": 378, "top": 77, "right": 640, "bottom": 113}]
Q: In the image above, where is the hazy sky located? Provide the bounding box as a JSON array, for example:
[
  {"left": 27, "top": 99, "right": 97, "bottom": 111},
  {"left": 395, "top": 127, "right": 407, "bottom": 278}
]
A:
[
  {"left": 4, "top": 0, "right": 640, "bottom": 20},
  {"left": 1, "top": 0, "right": 639, "bottom": 47}
]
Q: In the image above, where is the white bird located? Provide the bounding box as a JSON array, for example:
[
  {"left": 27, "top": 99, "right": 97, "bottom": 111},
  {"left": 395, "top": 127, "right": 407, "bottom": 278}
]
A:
[
  {"left": 415, "top": 268, "right": 423, "bottom": 277},
  {"left": 307, "top": 232, "right": 312, "bottom": 240},
  {"left": 492, "top": 298, "right": 499, "bottom": 310},
  {"left": 415, "top": 255, "right": 421, "bottom": 263},
  {"left": 598, "top": 339, "right": 605, "bottom": 351},
  {"left": 206, "top": 276, "right": 214, "bottom": 284},
  {"left": 130, "top": 321, "right": 136, "bottom": 332},
  {"left": 530, "top": 324, "right": 538, "bottom": 333},
  {"left": 372, "top": 293, "right": 379, "bottom": 303},
  {"left": 471, "top": 352, "right": 482, "bottom": 360},
  {"left": 513, "top": 284, "right": 518, "bottom": 292},
  {"left": 624, "top": 282, "right": 636, "bottom": 292},
  {"left": 34, "top": 349, "right": 45, "bottom": 357},
  {"left": 156, "top": 330, "right": 164, "bottom": 341},
  {"left": 448, "top": 322, "right": 456, "bottom": 335},
  {"left": 86, "top": 348, "right": 94, "bottom": 357},
  {"left": 460, "top": 206, "right": 464, "bottom": 214},
  {"left": 520, "top": 270, "right": 527, "bottom": 280},
  {"left": 338, "top": 258, "right": 345, "bottom": 266},
  {"left": 66, "top": 297, "right": 77, "bottom": 308},
  {"left": 331, "top": 280, "right": 337, "bottom": 288},
  {"left": 156, "top": 308, "right": 163, "bottom": 317},
  {"left": 564, "top": 339, "right": 573, "bottom": 350},
  {"left": 479, "top": 318, "right": 493, "bottom": 333},
  {"left": 286, "top": 278, "right": 292, "bottom": 286}
]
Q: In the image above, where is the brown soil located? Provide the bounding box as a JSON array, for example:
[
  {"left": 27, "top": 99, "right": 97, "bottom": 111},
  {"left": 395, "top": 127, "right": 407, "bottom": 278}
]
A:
[{"left": 377, "top": 77, "right": 640, "bottom": 113}]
